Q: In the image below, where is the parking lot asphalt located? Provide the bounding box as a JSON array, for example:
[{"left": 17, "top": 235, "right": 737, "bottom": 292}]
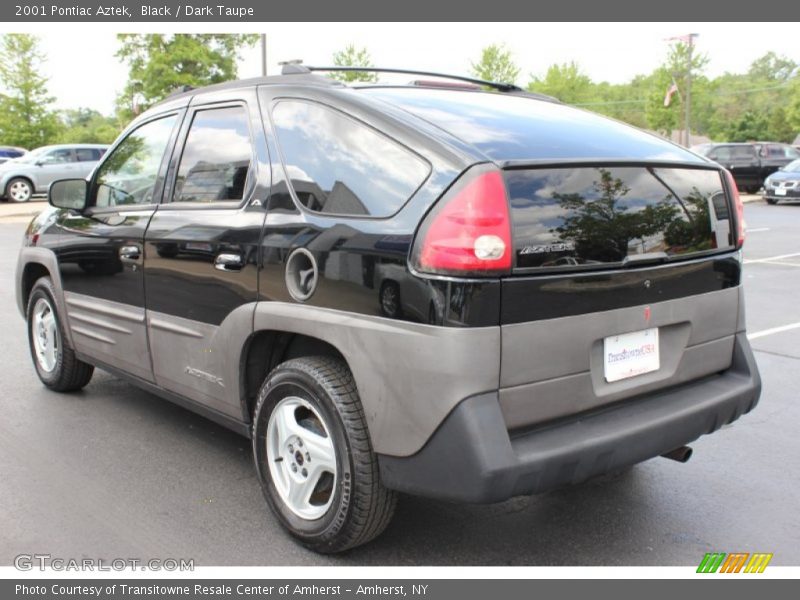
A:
[{"left": 0, "top": 200, "right": 798, "bottom": 567}]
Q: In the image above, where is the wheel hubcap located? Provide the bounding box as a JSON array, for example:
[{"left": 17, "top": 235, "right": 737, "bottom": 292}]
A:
[
  {"left": 31, "top": 298, "right": 59, "bottom": 373},
  {"left": 10, "top": 181, "right": 31, "bottom": 202},
  {"left": 266, "top": 396, "right": 337, "bottom": 520}
]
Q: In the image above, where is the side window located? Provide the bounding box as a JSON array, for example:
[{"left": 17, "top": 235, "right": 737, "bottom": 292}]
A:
[
  {"left": 75, "top": 148, "right": 101, "bottom": 162},
  {"left": 710, "top": 147, "right": 729, "bottom": 161},
  {"left": 93, "top": 115, "right": 177, "bottom": 208},
  {"left": 271, "top": 100, "right": 429, "bottom": 217},
  {"left": 172, "top": 106, "right": 252, "bottom": 203},
  {"left": 44, "top": 148, "right": 74, "bottom": 164}
]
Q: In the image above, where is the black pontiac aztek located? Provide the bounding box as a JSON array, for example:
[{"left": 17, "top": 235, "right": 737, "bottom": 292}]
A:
[{"left": 16, "top": 66, "right": 760, "bottom": 553}]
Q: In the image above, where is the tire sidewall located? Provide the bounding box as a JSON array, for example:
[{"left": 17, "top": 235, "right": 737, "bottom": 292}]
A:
[
  {"left": 26, "top": 280, "right": 66, "bottom": 386},
  {"left": 253, "top": 366, "right": 355, "bottom": 546}
]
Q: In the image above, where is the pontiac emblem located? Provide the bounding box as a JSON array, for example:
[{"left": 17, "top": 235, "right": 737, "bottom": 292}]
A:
[{"left": 644, "top": 306, "right": 652, "bottom": 323}]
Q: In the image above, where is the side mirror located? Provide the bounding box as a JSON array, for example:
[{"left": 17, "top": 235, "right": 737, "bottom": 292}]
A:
[{"left": 49, "top": 179, "right": 88, "bottom": 211}]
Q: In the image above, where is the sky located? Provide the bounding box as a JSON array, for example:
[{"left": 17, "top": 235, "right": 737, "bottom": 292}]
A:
[{"left": 11, "top": 22, "right": 800, "bottom": 114}]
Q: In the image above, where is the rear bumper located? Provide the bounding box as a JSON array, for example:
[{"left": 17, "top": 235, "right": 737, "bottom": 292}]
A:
[{"left": 378, "top": 332, "right": 761, "bottom": 503}]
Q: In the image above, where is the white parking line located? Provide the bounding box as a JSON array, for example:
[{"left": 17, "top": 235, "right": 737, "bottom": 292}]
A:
[
  {"left": 758, "top": 261, "right": 800, "bottom": 268},
  {"left": 747, "top": 227, "right": 770, "bottom": 233},
  {"left": 748, "top": 322, "right": 800, "bottom": 340},
  {"left": 744, "top": 252, "right": 800, "bottom": 264}
]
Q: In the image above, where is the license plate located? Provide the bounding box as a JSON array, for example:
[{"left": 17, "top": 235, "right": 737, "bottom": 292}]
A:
[
  {"left": 776, "top": 188, "right": 787, "bottom": 196},
  {"left": 603, "top": 328, "right": 660, "bottom": 382}
]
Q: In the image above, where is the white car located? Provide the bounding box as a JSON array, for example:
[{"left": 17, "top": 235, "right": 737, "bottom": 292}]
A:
[{"left": 0, "top": 144, "right": 107, "bottom": 202}]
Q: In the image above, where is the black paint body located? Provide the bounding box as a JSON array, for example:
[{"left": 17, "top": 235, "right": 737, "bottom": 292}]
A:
[{"left": 38, "top": 75, "right": 740, "bottom": 339}]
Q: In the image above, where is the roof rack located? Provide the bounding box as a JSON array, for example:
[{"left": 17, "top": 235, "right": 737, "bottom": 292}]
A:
[
  {"left": 167, "top": 84, "right": 195, "bottom": 97},
  {"left": 286, "top": 65, "right": 523, "bottom": 93}
]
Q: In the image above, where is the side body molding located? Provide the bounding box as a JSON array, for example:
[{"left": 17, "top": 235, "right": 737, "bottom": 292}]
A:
[{"left": 251, "top": 302, "right": 501, "bottom": 457}]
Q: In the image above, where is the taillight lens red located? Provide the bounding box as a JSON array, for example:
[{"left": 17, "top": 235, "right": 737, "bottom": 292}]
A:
[
  {"left": 723, "top": 169, "right": 745, "bottom": 247},
  {"left": 411, "top": 164, "right": 512, "bottom": 276}
]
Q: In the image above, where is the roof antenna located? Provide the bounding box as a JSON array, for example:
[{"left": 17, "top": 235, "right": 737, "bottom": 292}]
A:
[{"left": 279, "top": 59, "right": 309, "bottom": 75}]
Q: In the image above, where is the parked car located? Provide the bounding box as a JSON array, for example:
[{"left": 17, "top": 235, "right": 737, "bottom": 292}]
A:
[
  {"left": 0, "top": 146, "right": 26, "bottom": 164},
  {"left": 752, "top": 141, "right": 800, "bottom": 179},
  {"left": 691, "top": 143, "right": 762, "bottom": 193},
  {"left": 0, "top": 144, "right": 107, "bottom": 202},
  {"left": 763, "top": 158, "right": 800, "bottom": 204},
  {"left": 16, "top": 67, "right": 760, "bottom": 553}
]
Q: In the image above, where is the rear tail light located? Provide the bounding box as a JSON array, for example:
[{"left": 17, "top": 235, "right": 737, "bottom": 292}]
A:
[
  {"left": 723, "top": 169, "right": 745, "bottom": 247},
  {"left": 411, "top": 164, "right": 512, "bottom": 276}
]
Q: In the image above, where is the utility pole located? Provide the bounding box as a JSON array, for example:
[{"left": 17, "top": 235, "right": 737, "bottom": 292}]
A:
[
  {"left": 684, "top": 33, "right": 699, "bottom": 147},
  {"left": 260, "top": 34, "right": 267, "bottom": 76}
]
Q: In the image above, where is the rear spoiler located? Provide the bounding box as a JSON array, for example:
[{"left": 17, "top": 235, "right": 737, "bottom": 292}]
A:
[{"left": 498, "top": 158, "right": 720, "bottom": 170}]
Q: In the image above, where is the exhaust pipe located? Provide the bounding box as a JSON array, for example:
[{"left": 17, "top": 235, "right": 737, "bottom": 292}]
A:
[{"left": 661, "top": 446, "right": 693, "bottom": 463}]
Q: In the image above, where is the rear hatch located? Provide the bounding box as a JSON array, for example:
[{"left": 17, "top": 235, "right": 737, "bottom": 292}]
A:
[
  {"left": 359, "top": 86, "right": 744, "bottom": 430},
  {"left": 498, "top": 163, "right": 742, "bottom": 430}
]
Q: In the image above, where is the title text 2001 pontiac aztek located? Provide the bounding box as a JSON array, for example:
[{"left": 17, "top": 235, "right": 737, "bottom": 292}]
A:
[{"left": 16, "top": 67, "right": 761, "bottom": 553}]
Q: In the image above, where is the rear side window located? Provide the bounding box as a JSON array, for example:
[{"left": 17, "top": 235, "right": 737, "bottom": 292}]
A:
[
  {"left": 173, "top": 106, "right": 252, "bottom": 203},
  {"left": 505, "top": 166, "right": 733, "bottom": 271},
  {"left": 75, "top": 148, "right": 102, "bottom": 162},
  {"left": 271, "top": 100, "right": 429, "bottom": 217},
  {"left": 769, "top": 144, "right": 800, "bottom": 159}
]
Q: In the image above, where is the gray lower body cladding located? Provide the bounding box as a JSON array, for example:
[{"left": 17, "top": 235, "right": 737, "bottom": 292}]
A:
[{"left": 378, "top": 332, "right": 761, "bottom": 503}]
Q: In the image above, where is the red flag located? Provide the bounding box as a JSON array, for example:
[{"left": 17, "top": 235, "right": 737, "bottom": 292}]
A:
[
  {"left": 664, "top": 33, "right": 696, "bottom": 43},
  {"left": 664, "top": 81, "right": 679, "bottom": 107}
]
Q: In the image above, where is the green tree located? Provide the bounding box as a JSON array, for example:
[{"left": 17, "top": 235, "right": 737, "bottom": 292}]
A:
[
  {"left": 787, "top": 77, "right": 800, "bottom": 135},
  {"left": 0, "top": 34, "right": 62, "bottom": 148},
  {"left": 528, "top": 61, "right": 593, "bottom": 104},
  {"left": 116, "top": 34, "right": 259, "bottom": 118},
  {"left": 470, "top": 44, "right": 520, "bottom": 85},
  {"left": 747, "top": 52, "right": 796, "bottom": 82},
  {"left": 59, "top": 108, "right": 120, "bottom": 144},
  {"left": 330, "top": 44, "right": 378, "bottom": 83}
]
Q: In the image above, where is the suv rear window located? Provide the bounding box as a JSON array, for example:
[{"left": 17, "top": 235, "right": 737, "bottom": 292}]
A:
[
  {"left": 505, "top": 166, "right": 733, "bottom": 271},
  {"left": 271, "top": 100, "right": 429, "bottom": 217},
  {"left": 362, "top": 87, "right": 703, "bottom": 163},
  {"left": 709, "top": 146, "right": 756, "bottom": 161}
]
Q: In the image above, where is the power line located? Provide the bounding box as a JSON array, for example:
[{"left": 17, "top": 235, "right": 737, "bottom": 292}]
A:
[{"left": 572, "top": 81, "right": 793, "bottom": 108}]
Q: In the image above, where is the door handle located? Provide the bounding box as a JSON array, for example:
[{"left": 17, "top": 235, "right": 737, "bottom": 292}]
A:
[
  {"left": 214, "top": 253, "right": 244, "bottom": 272},
  {"left": 119, "top": 245, "right": 141, "bottom": 261}
]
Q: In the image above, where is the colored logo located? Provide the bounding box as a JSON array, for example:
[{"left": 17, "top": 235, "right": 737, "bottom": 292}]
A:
[{"left": 697, "top": 552, "right": 773, "bottom": 573}]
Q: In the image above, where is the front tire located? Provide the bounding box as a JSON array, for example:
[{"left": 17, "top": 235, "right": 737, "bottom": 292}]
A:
[
  {"left": 6, "top": 177, "right": 33, "bottom": 202},
  {"left": 252, "top": 356, "right": 397, "bottom": 553},
  {"left": 26, "top": 277, "right": 94, "bottom": 392}
]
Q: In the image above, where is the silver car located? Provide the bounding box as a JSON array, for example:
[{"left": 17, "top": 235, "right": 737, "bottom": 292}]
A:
[{"left": 0, "top": 144, "right": 107, "bottom": 202}]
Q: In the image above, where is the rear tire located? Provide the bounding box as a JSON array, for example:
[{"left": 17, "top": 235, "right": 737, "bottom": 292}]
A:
[
  {"left": 26, "top": 277, "right": 94, "bottom": 392},
  {"left": 252, "top": 356, "right": 397, "bottom": 553}
]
